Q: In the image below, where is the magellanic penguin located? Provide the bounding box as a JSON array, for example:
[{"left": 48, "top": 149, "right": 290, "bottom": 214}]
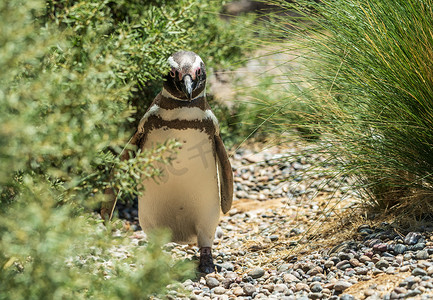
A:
[{"left": 102, "top": 51, "right": 233, "bottom": 274}]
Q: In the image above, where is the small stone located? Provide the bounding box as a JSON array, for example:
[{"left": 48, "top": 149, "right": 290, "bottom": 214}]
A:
[
  {"left": 416, "top": 250, "right": 429, "bottom": 260},
  {"left": 224, "top": 272, "right": 237, "bottom": 281},
  {"left": 309, "top": 292, "right": 323, "bottom": 299},
  {"left": 278, "top": 264, "right": 290, "bottom": 272},
  {"left": 244, "top": 153, "right": 264, "bottom": 163},
  {"left": 219, "top": 262, "right": 234, "bottom": 271},
  {"left": 364, "top": 251, "right": 374, "bottom": 258},
  {"left": 273, "top": 283, "right": 288, "bottom": 293},
  {"left": 243, "top": 283, "right": 256, "bottom": 296},
  {"left": 283, "top": 273, "right": 300, "bottom": 283},
  {"left": 411, "top": 243, "right": 426, "bottom": 251},
  {"left": 403, "top": 253, "right": 413, "bottom": 261},
  {"left": 222, "top": 279, "right": 233, "bottom": 289},
  {"left": 334, "top": 280, "right": 352, "bottom": 291},
  {"left": 372, "top": 268, "right": 383, "bottom": 275},
  {"left": 373, "top": 243, "right": 388, "bottom": 252},
  {"left": 295, "top": 282, "right": 310, "bottom": 292},
  {"left": 339, "top": 252, "right": 354, "bottom": 261},
  {"left": 399, "top": 265, "right": 410, "bottom": 272},
  {"left": 427, "top": 266, "right": 433, "bottom": 275},
  {"left": 412, "top": 267, "right": 427, "bottom": 277},
  {"left": 233, "top": 287, "right": 244, "bottom": 296},
  {"left": 340, "top": 294, "right": 355, "bottom": 300},
  {"left": 311, "top": 275, "right": 324, "bottom": 282},
  {"left": 354, "top": 267, "right": 369, "bottom": 275},
  {"left": 364, "top": 289, "right": 376, "bottom": 297},
  {"left": 307, "top": 266, "right": 323, "bottom": 276},
  {"left": 393, "top": 244, "right": 407, "bottom": 254},
  {"left": 370, "top": 253, "right": 380, "bottom": 261},
  {"left": 262, "top": 284, "right": 274, "bottom": 292},
  {"left": 359, "top": 255, "right": 371, "bottom": 263},
  {"left": 329, "top": 256, "right": 340, "bottom": 264},
  {"left": 345, "top": 268, "right": 356, "bottom": 276},
  {"left": 405, "top": 276, "right": 420, "bottom": 285},
  {"left": 404, "top": 232, "right": 422, "bottom": 245},
  {"left": 393, "top": 287, "right": 407, "bottom": 294},
  {"left": 324, "top": 260, "right": 334, "bottom": 268},
  {"left": 310, "top": 283, "right": 323, "bottom": 293},
  {"left": 366, "top": 239, "right": 383, "bottom": 247},
  {"left": 402, "top": 291, "right": 418, "bottom": 298},
  {"left": 336, "top": 260, "right": 350, "bottom": 269},
  {"left": 375, "top": 259, "right": 390, "bottom": 269},
  {"left": 213, "top": 287, "right": 226, "bottom": 294},
  {"left": 324, "top": 282, "right": 334, "bottom": 290},
  {"left": 248, "top": 267, "right": 265, "bottom": 279},
  {"left": 205, "top": 277, "right": 220, "bottom": 288},
  {"left": 382, "top": 252, "right": 395, "bottom": 258},
  {"left": 395, "top": 255, "right": 403, "bottom": 265},
  {"left": 269, "top": 235, "right": 279, "bottom": 241},
  {"left": 349, "top": 258, "right": 362, "bottom": 267}
]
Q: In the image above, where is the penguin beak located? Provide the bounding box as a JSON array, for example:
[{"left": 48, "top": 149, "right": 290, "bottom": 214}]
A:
[{"left": 182, "top": 75, "right": 193, "bottom": 100}]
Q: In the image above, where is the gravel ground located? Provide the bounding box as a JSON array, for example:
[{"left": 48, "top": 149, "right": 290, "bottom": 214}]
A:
[{"left": 116, "top": 142, "right": 433, "bottom": 299}]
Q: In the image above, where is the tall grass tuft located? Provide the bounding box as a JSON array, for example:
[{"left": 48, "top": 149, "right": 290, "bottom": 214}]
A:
[{"left": 268, "top": 0, "right": 433, "bottom": 219}]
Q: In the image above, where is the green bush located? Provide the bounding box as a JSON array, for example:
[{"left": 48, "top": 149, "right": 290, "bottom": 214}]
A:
[
  {"left": 44, "top": 0, "right": 255, "bottom": 128},
  {"left": 0, "top": 0, "right": 254, "bottom": 297},
  {"left": 270, "top": 0, "right": 433, "bottom": 215},
  {"left": 0, "top": 193, "right": 193, "bottom": 300}
]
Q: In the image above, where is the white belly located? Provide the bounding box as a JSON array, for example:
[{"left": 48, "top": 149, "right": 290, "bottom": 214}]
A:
[{"left": 138, "top": 128, "right": 220, "bottom": 244}]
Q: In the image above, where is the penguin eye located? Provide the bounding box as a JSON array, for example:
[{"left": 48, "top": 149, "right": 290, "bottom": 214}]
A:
[
  {"left": 169, "top": 70, "right": 176, "bottom": 78},
  {"left": 197, "top": 68, "right": 201, "bottom": 76}
]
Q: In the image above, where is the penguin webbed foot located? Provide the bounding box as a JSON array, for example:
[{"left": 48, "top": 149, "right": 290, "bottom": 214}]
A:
[{"left": 198, "top": 247, "right": 217, "bottom": 274}]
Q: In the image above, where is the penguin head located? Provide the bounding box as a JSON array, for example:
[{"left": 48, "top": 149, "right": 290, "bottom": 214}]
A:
[{"left": 163, "top": 51, "right": 206, "bottom": 101}]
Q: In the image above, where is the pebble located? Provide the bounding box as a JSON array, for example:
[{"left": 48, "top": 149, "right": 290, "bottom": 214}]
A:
[
  {"left": 309, "top": 292, "right": 323, "bottom": 299},
  {"left": 405, "top": 232, "right": 422, "bottom": 245},
  {"left": 248, "top": 267, "right": 265, "bottom": 278},
  {"left": 219, "top": 262, "right": 235, "bottom": 271},
  {"left": 213, "top": 286, "right": 226, "bottom": 294},
  {"left": 393, "top": 244, "right": 407, "bottom": 254},
  {"left": 243, "top": 283, "right": 256, "bottom": 296},
  {"left": 412, "top": 268, "right": 428, "bottom": 277},
  {"left": 205, "top": 277, "right": 220, "bottom": 288},
  {"left": 376, "top": 259, "right": 390, "bottom": 269},
  {"left": 274, "top": 283, "right": 289, "bottom": 293},
  {"left": 283, "top": 273, "right": 300, "bottom": 283},
  {"left": 359, "top": 255, "right": 371, "bottom": 263},
  {"left": 311, "top": 283, "right": 323, "bottom": 293},
  {"left": 416, "top": 250, "right": 429, "bottom": 260},
  {"left": 233, "top": 286, "right": 244, "bottom": 296},
  {"left": 339, "top": 252, "right": 354, "bottom": 261},
  {"left": 295, "top": 282, "right": 310, "bottom": 292},
  {"left": 334, "top": 280, "right": 352, "bottom": 291}
]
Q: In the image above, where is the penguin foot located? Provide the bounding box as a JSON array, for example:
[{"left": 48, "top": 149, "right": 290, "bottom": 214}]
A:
[{"left": 198, "top": 247, "right": 216, "bottom": 274}]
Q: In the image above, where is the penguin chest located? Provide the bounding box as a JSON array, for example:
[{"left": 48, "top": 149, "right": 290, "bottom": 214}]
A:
[{"left": 138, "top": 127, "right": 220, "bottom": 242}]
